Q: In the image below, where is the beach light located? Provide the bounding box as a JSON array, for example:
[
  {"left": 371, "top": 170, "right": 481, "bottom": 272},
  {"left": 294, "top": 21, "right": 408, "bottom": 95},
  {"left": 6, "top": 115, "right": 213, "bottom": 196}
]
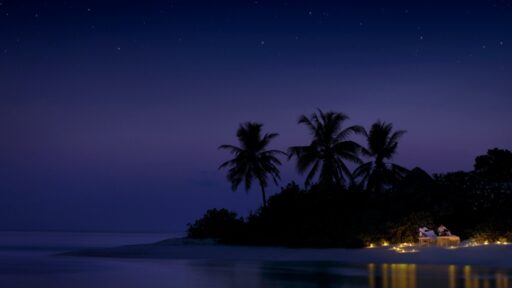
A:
[
  {"left": 390, "top": 243, "right": 419, "bottom": 253},
  {"left": 463, "top": 240, "right": 481, "bottom": 248},
  {"left": 391, "top": 246, "right": 418, "bottom": 253},
  {"left": 381, "top": 241, "right": 390, "bottom": 247},
  {"left": 367, "top": 243, "right": 376, "bottom": 248},
  {"left": 398, "top": 242, "right": 413, "bottom": 247}
]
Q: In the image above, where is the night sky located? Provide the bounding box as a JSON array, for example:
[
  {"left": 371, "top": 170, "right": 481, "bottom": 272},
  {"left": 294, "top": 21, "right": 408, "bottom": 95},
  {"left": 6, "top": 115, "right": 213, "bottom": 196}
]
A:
[{"left": 1, "top": 1, "right": 511, "bottom": 232}]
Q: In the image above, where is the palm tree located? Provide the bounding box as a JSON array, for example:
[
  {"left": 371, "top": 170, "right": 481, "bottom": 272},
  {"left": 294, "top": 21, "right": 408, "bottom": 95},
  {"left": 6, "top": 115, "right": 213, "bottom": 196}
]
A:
[
  {"left": 288, "top": 109, "right": 364, "bottom": 188},
  {"left": 219, "top": 122, "right": 286, "bottom": 207},
  {"left": 354, "top": 121, "right": 409, "bottom": 193}
]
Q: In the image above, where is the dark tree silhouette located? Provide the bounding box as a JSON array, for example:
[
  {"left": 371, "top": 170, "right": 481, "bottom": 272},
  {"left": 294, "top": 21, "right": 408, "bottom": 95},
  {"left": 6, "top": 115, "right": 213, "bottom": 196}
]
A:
[
  {"left": 219, "top": 122, "right": 286, "bottom": 207},
  {"left": 288, "top": 110, "right": 364, "bottom": 188},
  {"left": 354, "top": 121, "right": 409, "bottom": 193},
  {"left": 474, "top": 148, "right": 512, "bottom": 182}
]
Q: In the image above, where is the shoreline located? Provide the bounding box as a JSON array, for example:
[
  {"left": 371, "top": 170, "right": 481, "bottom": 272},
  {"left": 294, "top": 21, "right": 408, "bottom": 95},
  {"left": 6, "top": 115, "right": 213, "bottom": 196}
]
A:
[{"left": 63, "top": 237, "right": 512, "bottom": 268}]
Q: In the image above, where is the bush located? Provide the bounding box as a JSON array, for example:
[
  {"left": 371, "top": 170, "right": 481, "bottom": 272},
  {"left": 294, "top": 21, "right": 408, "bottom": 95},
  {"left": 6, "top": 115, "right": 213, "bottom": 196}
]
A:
[
  {"left": 387, "top": 211, "right": 434, "bottom": 243},
  {"left": 187, "top": 209, "right": 245, "bottom": 243},
  {"left": 244, "top": 183, "right": 365, "bottom": 248}
]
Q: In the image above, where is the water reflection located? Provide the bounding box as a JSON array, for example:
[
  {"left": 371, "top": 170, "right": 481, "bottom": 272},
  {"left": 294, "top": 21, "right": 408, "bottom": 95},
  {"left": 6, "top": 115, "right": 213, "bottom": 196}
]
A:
[
  {"left": 368, "top": 264, "right": 416, "bottom": 288},
  {"left": 2, "top": 232, "right": 511, "bottom": 288},
  {"left": 192, "top": 261, "right": 512, "bottom": 288},
  {"left": 368, "top": 263, "right": 510, "bottom": 288}
]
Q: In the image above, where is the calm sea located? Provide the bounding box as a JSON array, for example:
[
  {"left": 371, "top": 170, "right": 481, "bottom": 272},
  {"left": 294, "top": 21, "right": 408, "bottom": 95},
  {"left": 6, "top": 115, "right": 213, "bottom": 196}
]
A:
[{"left": 0, "top": 231, "right": 510, "bottom": 288}]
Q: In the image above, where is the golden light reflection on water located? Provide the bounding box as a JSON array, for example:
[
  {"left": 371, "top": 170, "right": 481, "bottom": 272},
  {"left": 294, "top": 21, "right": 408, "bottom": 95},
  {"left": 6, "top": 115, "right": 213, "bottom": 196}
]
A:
[
  {"left": 383, "top": 264, "right": 389, "bottom": 288},
  {"left": 449, "top": 265, "right": 457, "bottom": 288},
  {"left": 497, "top": 272, "right": 509, "bottom": 288},
  {"left": 367, "top": 264, "right": 510, "bottom": 288},
  {"left": 369, "top": 264, "right": 376, "bottom": 288},
  {"left": 368, "top": 263, "right": 416, "bottom": 288},
  {"left": 464, "top": 265, "right": 472, "bottom": 288}
]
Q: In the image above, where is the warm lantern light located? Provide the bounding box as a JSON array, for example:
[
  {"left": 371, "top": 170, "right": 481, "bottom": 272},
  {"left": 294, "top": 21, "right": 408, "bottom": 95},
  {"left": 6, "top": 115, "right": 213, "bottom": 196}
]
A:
[
  {"left": 390, "top": 243, "right": 418, "bottom": 253},
  {"left": 391, "top": 246, "right": 418, "bottom": 253}
]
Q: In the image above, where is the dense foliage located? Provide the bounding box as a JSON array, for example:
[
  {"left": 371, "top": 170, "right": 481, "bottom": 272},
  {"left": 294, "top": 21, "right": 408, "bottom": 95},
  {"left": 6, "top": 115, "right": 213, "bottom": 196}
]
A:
[
  {"left": 187, "top": 209, "right": 245, "bottom": 244},
  {"left": 189, "top": 111, "right": 512, "bottom": 248}
]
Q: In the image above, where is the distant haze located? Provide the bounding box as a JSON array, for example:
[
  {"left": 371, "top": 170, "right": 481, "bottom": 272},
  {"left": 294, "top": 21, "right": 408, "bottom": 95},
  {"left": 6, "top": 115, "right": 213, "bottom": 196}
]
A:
[{"left": 1, "top": 1, "right": 511, "bottom": 232}]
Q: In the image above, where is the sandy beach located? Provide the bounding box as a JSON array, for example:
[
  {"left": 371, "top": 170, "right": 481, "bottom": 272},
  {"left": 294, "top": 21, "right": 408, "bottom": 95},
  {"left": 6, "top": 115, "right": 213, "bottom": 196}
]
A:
[
  {"left": 66, "top": 238, "right": 512, "bottom": 268},
  {"left": 3, "top": 232, "right": 512, "bottom": 288}
]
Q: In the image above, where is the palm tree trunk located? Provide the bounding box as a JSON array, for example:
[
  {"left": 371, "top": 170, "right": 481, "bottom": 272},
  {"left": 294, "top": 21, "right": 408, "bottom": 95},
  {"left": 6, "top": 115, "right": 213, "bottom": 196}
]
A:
[
  {"left": 375, "top": 158, "right": 385, "bottom": 194},
  {"left": 260, "top": 185, "right": 267, "bottom": 207}
]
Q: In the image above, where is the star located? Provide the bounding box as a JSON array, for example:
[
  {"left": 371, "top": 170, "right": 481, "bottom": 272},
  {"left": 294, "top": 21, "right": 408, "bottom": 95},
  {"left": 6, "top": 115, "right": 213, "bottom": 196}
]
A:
[
  {"left": 87, "top": 8, "right": 91, "bottom": 12},
  {"left": 308, "top": 11, "right": 312, "bottom": 15},
  {"left": 116, "top": 47, "right": 121, "bottom": 51},
  {"left": 260, "top": 40, "right": 265, "bottom": 45},
  {"left": 482, "top": 44, "right": 486, "bottom": 49},
  {"left": 419, "top": 35, "right": 423, "bottom": 40},
  {"left": 499, "top": 41, "right": 504, "bottom": 46}
]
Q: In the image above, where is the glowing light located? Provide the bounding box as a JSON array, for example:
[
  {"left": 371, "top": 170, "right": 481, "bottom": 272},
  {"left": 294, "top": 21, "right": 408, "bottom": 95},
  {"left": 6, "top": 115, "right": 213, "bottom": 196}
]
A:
[
  {"left": 393, "top": 247, "right": 418, "bottom": 254},
  {"left": 390, "top": 243, "right": 419, "bottom": 253},
  {"left": 462, "top": 241, "right": 480, "bottom": 248},
  {"left": 381, "top": 241, "right": 390, "bottom": 247},
  {"left": 462, "top": 239, "right": 510, "bottom": 248},
  {"left": 397, "top": 242, "right": 414, "bottom": 247},
  {"left": 367, "top": 243, "right": 376, "bottom": 248}
]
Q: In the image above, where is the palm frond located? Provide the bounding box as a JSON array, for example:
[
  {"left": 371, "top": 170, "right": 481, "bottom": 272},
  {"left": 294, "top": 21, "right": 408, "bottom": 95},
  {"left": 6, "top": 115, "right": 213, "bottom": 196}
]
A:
[
  {"left": 219, "top": 121, "right": 284, "bottom": 206},
  {"left": 389, "top": 130, "right": 406, "bottom": 146},
  {"left": 335, "top": 125, "right": 365, "bottom": 141},
  {"left": 292, "top": 110, "right": 364, "bottom": 187},
  {"left": 304, "top": 160, "right": 320, "bottom": 187}
]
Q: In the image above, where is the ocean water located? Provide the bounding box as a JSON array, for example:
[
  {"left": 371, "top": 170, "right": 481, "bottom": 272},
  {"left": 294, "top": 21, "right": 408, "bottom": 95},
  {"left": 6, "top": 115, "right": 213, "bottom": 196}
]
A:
[{"left": 0, "top": 231, "right": 511, "bottom": 288}]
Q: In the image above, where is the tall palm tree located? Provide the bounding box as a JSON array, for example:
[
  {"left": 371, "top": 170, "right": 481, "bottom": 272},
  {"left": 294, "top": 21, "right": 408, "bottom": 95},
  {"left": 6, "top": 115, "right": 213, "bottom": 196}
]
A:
[
  {"left": 219, "top": 122, "right": 286, "bottom": 207},
  {"left": 354, "top": 121, "right": 409, "bottom": 193},
  {"left": 288, "top": 109, "right": 364, "bottom": 188}
]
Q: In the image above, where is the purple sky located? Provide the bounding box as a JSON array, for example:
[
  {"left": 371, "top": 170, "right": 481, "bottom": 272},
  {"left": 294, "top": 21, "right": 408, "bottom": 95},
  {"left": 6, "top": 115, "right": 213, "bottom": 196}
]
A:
[{"left": 1, "top": 1, "right": 511, "bottom": 232}]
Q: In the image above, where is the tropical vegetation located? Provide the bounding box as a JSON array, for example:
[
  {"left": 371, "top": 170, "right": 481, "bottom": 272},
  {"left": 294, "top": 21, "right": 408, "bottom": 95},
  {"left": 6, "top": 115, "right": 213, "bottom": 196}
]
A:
[
  {"left": 288, "top": 109, "right": 363, "bottom": 188},
  {"left": 188, "top": 110, "right": 512, "bottom": 248},
  {"left": 218, "top": 122, "right": 286, "bottom": 207}
]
